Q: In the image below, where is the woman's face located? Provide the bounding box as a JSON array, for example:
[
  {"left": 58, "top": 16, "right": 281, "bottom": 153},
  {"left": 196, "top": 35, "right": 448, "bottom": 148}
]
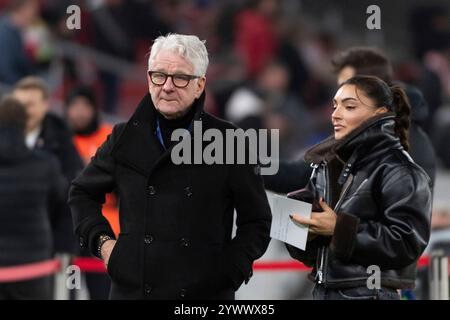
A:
[{"left": 332, "top": 84, "right": 387, "bottom": 140}]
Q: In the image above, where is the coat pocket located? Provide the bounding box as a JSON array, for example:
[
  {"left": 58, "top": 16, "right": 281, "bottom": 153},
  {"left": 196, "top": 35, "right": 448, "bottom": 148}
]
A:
[
  {"left": 336, "top": 287, "right": 378, "bottom": 300},
  {"left": 106, "top": 233, "right": 140, "bottom": 288}
]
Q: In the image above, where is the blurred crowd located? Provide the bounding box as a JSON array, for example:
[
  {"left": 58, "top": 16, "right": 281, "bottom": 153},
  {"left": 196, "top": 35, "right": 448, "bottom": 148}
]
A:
[{"left": 0, "top": 0, "right": 450, "bottom": 299}]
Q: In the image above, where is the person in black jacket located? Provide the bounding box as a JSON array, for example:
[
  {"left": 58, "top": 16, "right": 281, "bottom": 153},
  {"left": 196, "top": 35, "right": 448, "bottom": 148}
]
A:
[
  {"left": 0, "top": 96, "right": 65, "bottom": 299},
  {"left": 331, "top": 47, "right": 436, "bottom": 187},
  {"left": 68, "top": 33, "right": 272, "bottom": 300},
  {"left": 288, "top": 75, "right": 431, "bottom": 300},
  {"left": 264, "top": 47, "right": 437, "bottom": 194},
  {"left": 12, "top": 76, "right": 84, "bottom": 255}
]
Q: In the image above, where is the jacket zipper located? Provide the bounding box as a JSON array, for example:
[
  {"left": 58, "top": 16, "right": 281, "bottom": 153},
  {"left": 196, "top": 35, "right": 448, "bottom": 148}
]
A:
[
  {"left": 316, "top": 161, "right": 329, "bottom": 284},
  {"left": 334, "top": 174, "right": 354, "bottom": 212},
  {"left": 316, "top": 161, "right": 354, "bottom": 285},
  {"left": 317, "top": 246, "right": 325, "bottom": 283}
]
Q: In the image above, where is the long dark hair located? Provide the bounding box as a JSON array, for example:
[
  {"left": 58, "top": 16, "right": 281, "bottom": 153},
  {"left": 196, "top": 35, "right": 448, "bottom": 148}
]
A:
[{"left": 340, "top": 75, "right": 411, "bottom": 151}]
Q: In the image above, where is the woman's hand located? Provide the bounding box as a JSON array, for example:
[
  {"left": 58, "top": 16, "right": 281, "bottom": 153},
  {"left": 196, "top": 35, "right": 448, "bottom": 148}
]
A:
[{"left": 290, "top": 198, "right": 337, "bottom": 236}]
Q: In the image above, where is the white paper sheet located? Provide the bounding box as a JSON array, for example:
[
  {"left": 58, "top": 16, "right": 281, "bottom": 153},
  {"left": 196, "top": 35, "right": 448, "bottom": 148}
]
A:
[{"left": 267, "top": 192, "right": 312, "bottom": 251}]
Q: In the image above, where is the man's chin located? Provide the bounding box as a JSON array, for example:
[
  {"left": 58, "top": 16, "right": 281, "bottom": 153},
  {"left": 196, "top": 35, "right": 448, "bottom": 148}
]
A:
[{"left": 157, "top": 107, "right": 180, "bottom": 119}]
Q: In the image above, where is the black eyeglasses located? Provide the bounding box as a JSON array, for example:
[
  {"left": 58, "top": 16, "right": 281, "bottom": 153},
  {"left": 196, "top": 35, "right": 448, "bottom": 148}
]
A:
[{"left": 148, "top": 71, "right": 200, "bottom": 88}]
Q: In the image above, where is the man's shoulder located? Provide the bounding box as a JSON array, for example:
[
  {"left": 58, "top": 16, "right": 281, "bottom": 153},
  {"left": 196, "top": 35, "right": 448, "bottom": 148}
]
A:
[
  {"left": 111, "top": 122, "right": 127, "bottom": 136},
  {"left": 103, "top": 122, "right": 128, "bottom": 149}
]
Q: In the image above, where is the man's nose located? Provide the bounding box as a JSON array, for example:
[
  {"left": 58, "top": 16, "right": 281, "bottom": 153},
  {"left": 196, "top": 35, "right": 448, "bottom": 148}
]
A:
[{"left": 162, "top": 76, "right": 175, "bottom": 91}]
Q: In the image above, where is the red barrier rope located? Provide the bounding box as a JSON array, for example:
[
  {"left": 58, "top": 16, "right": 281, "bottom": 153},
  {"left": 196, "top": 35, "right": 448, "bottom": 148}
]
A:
[
  {"left": 72, "top": 256, "right": 435, "bottom": 273},
  {"left": 418, "top": 255, "right": 430, "bottom": 268},
  {"left": 253, "top": 260, "right": 311, "bottom": 271},
  {"left": 72, "top": 257, "right": 106, "bottom": 273},
  {"left": 0, "top": 255, "right": 445, "bottom": 283},
  {"left": 0, "top": 258, "right": 61, "bottom": 283}
]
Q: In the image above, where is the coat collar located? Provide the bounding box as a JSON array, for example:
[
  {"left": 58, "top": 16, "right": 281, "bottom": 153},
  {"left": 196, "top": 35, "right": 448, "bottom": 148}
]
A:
[
  {"left": 111, "top": 91, "right": 206, "bottom": 177},
  {"left": 304, "top": 113, "right": 403, "bottom": 184},
  {"left": 0, "top": 126, "right": 30, "bottom": 163}
]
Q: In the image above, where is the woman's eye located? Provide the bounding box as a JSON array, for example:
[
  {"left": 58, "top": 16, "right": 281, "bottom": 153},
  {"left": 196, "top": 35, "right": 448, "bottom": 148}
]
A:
[{"left": 345, "top": 106, "right": 356, "bottom": 110}]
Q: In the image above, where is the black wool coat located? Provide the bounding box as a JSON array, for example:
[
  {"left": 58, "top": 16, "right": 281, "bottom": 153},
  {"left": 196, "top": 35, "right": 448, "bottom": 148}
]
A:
[
  {"left": 0, "top": 127, "right": 66, "bottom": 266},
  {"left": 69, "top": 92, "right": 272, "bottom": 299},
  {"left": 37, "top": 113, "right": 84, "bottom": 254}
]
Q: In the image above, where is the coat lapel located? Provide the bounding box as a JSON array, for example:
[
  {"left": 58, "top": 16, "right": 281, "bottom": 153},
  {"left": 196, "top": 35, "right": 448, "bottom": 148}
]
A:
[{"left": 111, "top": 94, "right": 163, "bottom": 177}]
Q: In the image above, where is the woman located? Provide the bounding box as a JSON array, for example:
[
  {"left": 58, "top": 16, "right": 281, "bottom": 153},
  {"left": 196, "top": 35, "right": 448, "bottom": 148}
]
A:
[{"left": 288, "top": 75, "right": 432, "bottom": 300}]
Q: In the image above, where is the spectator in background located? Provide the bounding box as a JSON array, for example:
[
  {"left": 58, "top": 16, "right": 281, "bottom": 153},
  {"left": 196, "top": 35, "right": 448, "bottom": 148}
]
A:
[
  {"left": 226, "top": 60, "right": 314, "bottom": 160},
  {"left": 234, "top": 0, "right": 279, "bottom": 79},
  {"left": 0, "top": 0, "right": 38, "bottom": 85},
  {"left": 331, "top": 47, "right": 436, "bottom": 188},
  {"left": 0, "top": 96, "right": 65, "bottom": 299},
  {"left": 12, "top": 76, "right": 83, "bottom": 255},
  {"left": 89, "top": 0, "right": 134, "bottom": 114},
  {"left": 64, "top": 86, "right": 119, "bottom": 300},
  {"left": 65, "top": 86, "right": 119, "bottom": 237}
]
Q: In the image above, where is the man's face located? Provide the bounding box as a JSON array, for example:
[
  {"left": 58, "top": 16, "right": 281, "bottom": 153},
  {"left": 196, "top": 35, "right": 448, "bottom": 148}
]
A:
[
  {"left": 148, "top": 50, "right": 206, "bottom": 119},
  {"left": 13, "top": 88, "right": 48, "bottom": 132},
  {"left": 337, "top": 66, "right": 356, "bottom": 85},
  {"left": 17, "top": 0, "right": 39, "bottom": 27},
  {"left": 66, "top": 97, "right": 96, "bottom": 132}
]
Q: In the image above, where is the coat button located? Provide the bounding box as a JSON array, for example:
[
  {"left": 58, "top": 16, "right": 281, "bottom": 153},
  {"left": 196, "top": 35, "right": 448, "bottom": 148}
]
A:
[
  {"left": 147, "top": 185, "right": 156, "bottom": 195},
  {"left": 184, "top": 186, "right": 192, "bottom": 197},
  {"left": 144, "top": 234, "right": 154, "bottom": 244},
  {"left": 133, "top": 120, "right": 139, "bottom": 126},
  {"left": 180, "top": 237, "right": 189, "bottom": 247},
  {"left": 79, "top": 237, "right": 85, "bottom": 247},
  {"left": 180, "top": 288, "right": 187, "bottom": 298},
  {"left": 144, "top": 284, "right": 152, "bottom": 295}
]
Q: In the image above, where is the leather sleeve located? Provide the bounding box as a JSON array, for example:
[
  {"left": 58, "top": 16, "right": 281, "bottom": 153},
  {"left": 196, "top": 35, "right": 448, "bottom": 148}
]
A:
[{"left": 331, "top": 165, "right": 432, "bottom": 269}]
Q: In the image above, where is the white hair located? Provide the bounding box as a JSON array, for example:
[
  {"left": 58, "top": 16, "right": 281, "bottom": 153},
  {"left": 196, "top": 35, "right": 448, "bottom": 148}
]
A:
[{"left": 148, "top": 33, "right": 209, "bottom": 76}]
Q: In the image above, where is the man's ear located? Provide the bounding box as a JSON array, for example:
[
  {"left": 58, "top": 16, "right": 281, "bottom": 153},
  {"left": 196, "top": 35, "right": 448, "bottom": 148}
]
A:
[
  {"left": 375, "top": 106, "right": 389, "bottom": 115},
  {"left": 195, "top": 77, "right": 206, "bottom": 98}
]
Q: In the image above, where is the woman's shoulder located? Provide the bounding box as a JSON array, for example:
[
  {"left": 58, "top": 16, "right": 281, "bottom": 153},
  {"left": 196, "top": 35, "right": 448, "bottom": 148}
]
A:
[{"left": 377, "top": 149, "right": 431, "bottom": 186}]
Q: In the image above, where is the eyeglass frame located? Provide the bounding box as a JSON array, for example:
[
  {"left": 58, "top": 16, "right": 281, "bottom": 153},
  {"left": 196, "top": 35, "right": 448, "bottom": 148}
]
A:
[{"left": 147, "top": 71, "right": 201, "bottom": 88}]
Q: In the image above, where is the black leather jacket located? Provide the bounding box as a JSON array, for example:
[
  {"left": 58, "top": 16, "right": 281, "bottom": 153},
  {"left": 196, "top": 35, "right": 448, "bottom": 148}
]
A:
[{"left": 286, "top": 114, "right": 432, "bottom": 289}]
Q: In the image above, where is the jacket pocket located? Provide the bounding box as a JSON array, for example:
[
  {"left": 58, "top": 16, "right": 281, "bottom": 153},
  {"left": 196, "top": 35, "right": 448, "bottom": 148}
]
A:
[
  {"left": 106, "top": 234, "right": 124, "bottom": 277},
  {"left": 106, "top": 233, "right": 140, "bottom": 288},
  {"left": 336, "top": 287, "right": 378, "bottom": 300}
]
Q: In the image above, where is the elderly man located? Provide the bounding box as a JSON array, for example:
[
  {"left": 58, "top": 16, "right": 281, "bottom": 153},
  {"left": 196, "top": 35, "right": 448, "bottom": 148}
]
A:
[{"left": 69, "top": 34, "right": 272, "bottom": 300}]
